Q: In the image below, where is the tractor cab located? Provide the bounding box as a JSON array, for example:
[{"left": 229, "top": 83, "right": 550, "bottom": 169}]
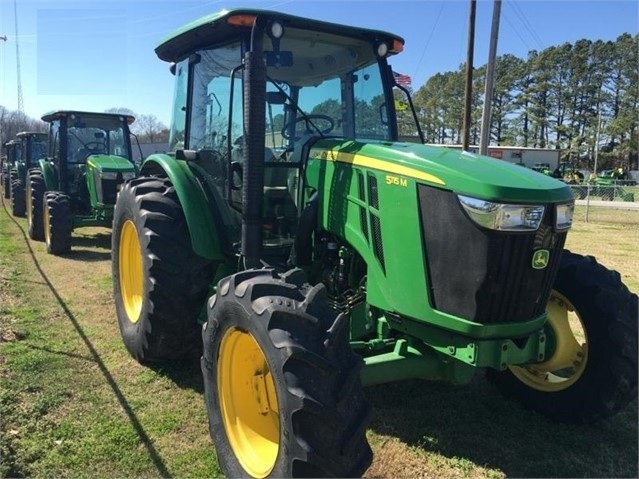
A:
[
  {"left": 16, "top": 131, "right": 47, "bottom": 180},
  {"left": 152, "top": 9, "right": 405, "bottom": 266}
]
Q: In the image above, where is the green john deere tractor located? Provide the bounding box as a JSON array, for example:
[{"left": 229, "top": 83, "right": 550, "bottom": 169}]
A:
[
  {"left": 2, "top": 139, "right": 21, "bottom": 200},
  {"left": 111, "top": 9, "right": 638, "bottom": 478},
  {"left": 27, "top": 110, "right": 137, "bottom": 254},
  {"left": 6, "top": 131, "right": 48, "bottom": 217}
]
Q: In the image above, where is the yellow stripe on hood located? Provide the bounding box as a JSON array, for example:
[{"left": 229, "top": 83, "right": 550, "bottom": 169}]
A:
[{"left": 311, "top": 148, "right": 445, "bottom": 186}]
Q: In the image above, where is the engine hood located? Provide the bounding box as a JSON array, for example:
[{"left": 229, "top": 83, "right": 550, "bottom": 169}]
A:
[
  {"left": 309, "top": 139, "right": 573, "bottom": 204},
  {"left": 86, "top": 155, "right": 136, "bottom": 173}
]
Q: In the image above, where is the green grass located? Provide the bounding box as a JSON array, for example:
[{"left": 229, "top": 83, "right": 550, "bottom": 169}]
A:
[{"left": 1, "top": 200, "right": 637, "bottom": 479}]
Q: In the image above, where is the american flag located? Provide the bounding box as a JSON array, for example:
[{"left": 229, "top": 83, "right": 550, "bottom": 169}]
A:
[{"left": 393, "top": 71, "right": 412, "bottom": 87}]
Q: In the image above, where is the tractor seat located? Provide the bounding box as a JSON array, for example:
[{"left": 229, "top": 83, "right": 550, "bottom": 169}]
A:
[{"left": 263, "top": 163, "right": 298, "bottom": 240}]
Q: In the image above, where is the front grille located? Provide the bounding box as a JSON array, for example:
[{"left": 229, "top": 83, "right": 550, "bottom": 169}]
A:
[
  {"left": 101, "top": 179, "right": 120, "bottom": 204},
  {"left": 418, "top": 185, "right": 566, "bottom": 324}
]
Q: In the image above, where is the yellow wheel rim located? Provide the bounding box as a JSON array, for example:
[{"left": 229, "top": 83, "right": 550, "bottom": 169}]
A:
[
  {"left": 43, "top": 199, "right": 51, "bottom": 247},
  {"left": 27, "top": 185, "right": 33, "bottom": 227},
  {"left": 510, "top": 291, "right": 588, "bottom": 392},
  {"left": 218, "top": 327, "right": 279, "bottom": 478},
  {"left": 118, "top": 220, "right": 144, "bottom": 323}
]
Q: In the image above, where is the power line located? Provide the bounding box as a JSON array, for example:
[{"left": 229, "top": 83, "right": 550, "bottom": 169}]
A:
[
  {"left": 507, "top": 1, "right": 545, "bottom": 51},
  {"left": 413, "top": 1, "right": 446, "bottom": 84}
]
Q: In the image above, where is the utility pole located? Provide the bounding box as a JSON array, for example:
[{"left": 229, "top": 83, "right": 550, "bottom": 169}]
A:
[
  {"left": 479, "top": 0, "right": 501, "bottom": 156},
  {"left": 593, "top": 112, "right": 602, "bottom": 175},
  {"left": 461, "top": 0, "right": 476, "bottom": 151}
]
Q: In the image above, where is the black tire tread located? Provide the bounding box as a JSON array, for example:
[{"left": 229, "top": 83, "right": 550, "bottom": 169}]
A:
[
  {"left": 45, "top": 191, "right": 73, "bottom": 255},
  {"left": 27, "top": 169, "right": 45, "bottom": 240},
  {"left": 10, "top": 178, "right": 26, "bottom": 217}
]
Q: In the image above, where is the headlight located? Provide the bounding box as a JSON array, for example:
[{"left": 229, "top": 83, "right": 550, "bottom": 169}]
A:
[
  {"left": 100, "top": 171, "right": 118, "bottom": 180},
  {"left": 122, "top": 171, "right": 136, "bottom": 180},
  {"left": 457, "top": 195, "right": 545, "bottom": 231},
  {"left": 555, "top": 202, "right": 574, "bottom": 231}
]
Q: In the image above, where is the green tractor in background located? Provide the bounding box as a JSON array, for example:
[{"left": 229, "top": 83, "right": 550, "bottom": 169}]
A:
[
  {"left": 111, "top": 9, "right": 638, "bottom": 478},
  {"left": 27, "top": 110, "right": 138, "bottom": 254},
  {"left": 1, "top": 139, "right": 21, "bottom": 200},
  {"left": 6, "top": 132, "right": 48, "bottom": 217},
  {"left": 588, "top": 169, "right": 635, "bottom": 202}
]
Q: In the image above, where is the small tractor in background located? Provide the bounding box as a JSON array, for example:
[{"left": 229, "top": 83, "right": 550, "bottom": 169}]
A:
[
  {"left": 111, "top": 9, "right": 638, "bottom": 478},
  {"left": 6, "top": 131, "right": 48, "bottom": 217},
  {"left": 27, "top": 110, "right": 138, "bottom": 254},
  {"left": 1, "top": 139, "right": 21, "bottom": 200},
  {"left": 588, "top": 169, "right": 636, "bottom": 202}
]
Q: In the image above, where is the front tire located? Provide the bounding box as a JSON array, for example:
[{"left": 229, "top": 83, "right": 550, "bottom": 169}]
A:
[
  {"left": 27, "top": 169, "right": 45, "bottom": 240},
  {"left": 10, "top": 179, "right": 26, "bottom": 217},
  {"left": 44, "top": 191, "right": 73, "bottom": 255},
  {"left": 488, "top": 250, "right": 638, "bottom": 423},
  {"left": 202, "top": 268, "right": 372, "bottom": 478},
  {"left": 2, "top": 169, "right": 9, "bottom": 199},
  {"left": 112, "top": 176, "right": 214, "bottom": 362}
]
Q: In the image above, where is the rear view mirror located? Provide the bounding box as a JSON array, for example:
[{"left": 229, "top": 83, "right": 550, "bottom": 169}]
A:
[{"left": 266, "top": 51, "right": 292, "bottom": 67}]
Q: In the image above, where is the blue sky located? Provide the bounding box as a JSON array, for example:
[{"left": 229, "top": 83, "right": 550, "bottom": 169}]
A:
[{"left": 1, "top": 0, "right": 637, "bottom": 128}]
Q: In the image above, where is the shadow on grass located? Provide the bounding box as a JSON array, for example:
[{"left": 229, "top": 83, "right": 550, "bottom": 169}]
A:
[
  {"left": 1, "top": 201, "right": 173, "bottom": 478},
  {"left": 72, "top": 231, "right": 112, "bottom": 249},
  {"left": 148, "top": 353, "right": 205, "bottom": 394},
  {"left": 61, "top": 248, "right": 112, "bottom": 262},
  {"left": 61, "top": 231, "right": 113, "bottom": 262},
  {"left": 366, "top": 377, "right": 638, "bottom": 478}
]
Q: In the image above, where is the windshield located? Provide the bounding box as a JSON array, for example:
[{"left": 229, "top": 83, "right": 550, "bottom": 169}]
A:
[
  {"left": 29, "top": 140, "right": 47, "bottom": 163},
  {"left": 264, "top": 27, "right": 391, "bottom": 142},
  {"left": 180, "top": 27, "right": 393, "bottom": 247},
  {"left": 66, "top": 114, "right": 132, "bottom": 162},
  {"left": 184, "top": 28, "right": 391, "bottom": 152}
]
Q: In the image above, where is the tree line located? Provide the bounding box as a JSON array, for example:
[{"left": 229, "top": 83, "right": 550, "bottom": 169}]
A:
[{"left": 399, "top": 33, "right": 638, "bottom": 171}]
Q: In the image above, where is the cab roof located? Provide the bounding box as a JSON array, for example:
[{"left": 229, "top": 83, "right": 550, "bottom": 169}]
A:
[
  {"left": 16, "top": 131, "right": 48, "bottom": 139},
  {"left": 41, "top": 110, "right": 135, "bottom": 124},
  {"left": 155, "top": 8, "right": 404, "bottom": 62}
]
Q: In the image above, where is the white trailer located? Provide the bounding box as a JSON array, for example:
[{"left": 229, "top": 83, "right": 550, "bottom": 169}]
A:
[{"left": 432, "top": 145, "right": 562, "bottom": 170}]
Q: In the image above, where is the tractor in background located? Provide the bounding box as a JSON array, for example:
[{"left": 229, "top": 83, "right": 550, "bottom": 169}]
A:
[
  {"left": 587, "top": 169, "right": 635, "bottom": 202},
  {"left": 1, "top": 139, "right": 21, "bottom": 200},
  {"left": 27, "top": 110, "right": 138, "bottom": 254},
  {"left": 6, "top": 131, "right": 48, "bottom": 217},
  {"left": 111, "top": 9, "right": 638, "bottom": 478}
]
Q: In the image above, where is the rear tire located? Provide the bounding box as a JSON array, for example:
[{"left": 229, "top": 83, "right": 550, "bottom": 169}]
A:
[
  {"left": 2, "top": 169, "right": 9, "bottom": 199},
  {"left": 112, "top": 176, "right": 214, "bottom": 362},
  {"left": 488, "top": 250, "right": 638, "bottom": 423},
  {"left": 44, "top": 191, "right": 73, "bottom": 255},
  {"left": 27, "top": 169, "right": 45, "bottom": 240},
  {"left": 202, "top": 268, "right": 372, "bottom": 478},
  {"left": 10, "top": 179, "right": 26, "bottom": 217}
]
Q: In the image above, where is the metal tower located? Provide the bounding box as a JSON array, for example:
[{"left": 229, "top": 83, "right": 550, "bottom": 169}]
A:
[{"left": 14, "top": 0, "right": 24, "bottom": 114}]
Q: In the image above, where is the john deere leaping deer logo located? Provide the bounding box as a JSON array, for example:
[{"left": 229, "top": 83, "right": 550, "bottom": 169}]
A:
[{"left": 532, "top": 249, "right": 550, "bottom": 269}]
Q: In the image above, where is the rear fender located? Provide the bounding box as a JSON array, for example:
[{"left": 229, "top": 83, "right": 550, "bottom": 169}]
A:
[
  {"left": 38, "top": 159, "right": 58, "bottom": 191},
  {"left": 141, "top": 153, "right": 224, "bottom": 261},
  {"left": 16, "top": 162, "right": 26, "bottom": 182}
]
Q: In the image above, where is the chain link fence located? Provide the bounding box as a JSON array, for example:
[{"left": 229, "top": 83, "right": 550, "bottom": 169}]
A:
[{"left": 567, "top": 184, "right": 639, "bottom": 225}]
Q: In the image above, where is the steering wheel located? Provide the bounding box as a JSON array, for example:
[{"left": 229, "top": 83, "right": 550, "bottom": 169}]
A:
[
  {"left": 82, "top": 141, "right": 107, "bottom": 153},
  {"left": 281, "top": 114, "right": 335, "bottom": 140}
]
